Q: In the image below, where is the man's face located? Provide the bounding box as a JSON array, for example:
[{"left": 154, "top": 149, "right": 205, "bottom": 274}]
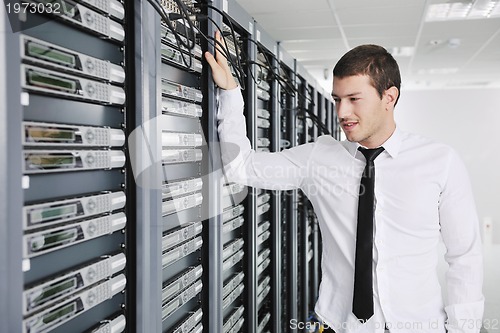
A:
[{"left": 332, "top": 75, "right": 391, "bottom": 147}]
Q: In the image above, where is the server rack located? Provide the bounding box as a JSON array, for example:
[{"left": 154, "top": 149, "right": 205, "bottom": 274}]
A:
[
  {"left": 154, "top": 2, "right": 207, "bottom": 333},
  {"left": 197, "top": 2, "right": 254, "bottom": 333},
  {"left": 218, "top": 7, "right": 253, "bottom": 333},
  {"left": 295, "top": 73, "right": 309, "bottom": 329},
  {"left": 13, "top": 1, "right": 130, "bottom": 332},
  {"left": 276, "top": 48, "right": 299, "bottom": 333},
  {"left": 1, "top": 4, "right": 24, "bottom": 333},
  {"left": 251, "top": 25, "right": 276, "bottom": 333},
  {"left": 1, "top": 1, "right": 341, "bottom": 332}
]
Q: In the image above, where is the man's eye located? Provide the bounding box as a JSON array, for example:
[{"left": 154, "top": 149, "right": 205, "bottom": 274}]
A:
[{"left": 350, "top": 97, "right": 359, "bottom": 102}]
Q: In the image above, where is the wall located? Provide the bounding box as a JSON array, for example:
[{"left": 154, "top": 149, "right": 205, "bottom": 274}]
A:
[{"left": 395, "top": 88, "right": 500, "bottom": 330}]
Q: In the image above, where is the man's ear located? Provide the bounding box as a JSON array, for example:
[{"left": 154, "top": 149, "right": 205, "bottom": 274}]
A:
[{"left": 384, "top": 86, "right": 399, "bottom": 109}]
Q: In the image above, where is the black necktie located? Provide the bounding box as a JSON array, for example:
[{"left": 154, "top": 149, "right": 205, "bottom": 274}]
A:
[{"left": 353, "top": 146, "right": 385, "bottom": 322}]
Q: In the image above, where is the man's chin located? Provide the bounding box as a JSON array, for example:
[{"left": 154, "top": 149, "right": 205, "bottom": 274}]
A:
[{"left": 345, "top": 135, "right": 359, "bottom": 143}]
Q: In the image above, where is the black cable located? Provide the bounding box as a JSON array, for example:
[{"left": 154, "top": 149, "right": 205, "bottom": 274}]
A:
[
  {"left": 173, "top": 0, "right": 197, "bottom": 49},
  {"left": 146, "top": 0, "right": 195, "bottom": 50},
  {"left": 243, "top": 37, "right": 299, "bottom": 96},
  {"left": 243, "top": 60, "right": 273, "bottom": 86},
  {"left": 228, "top": 36, "right": 262, "bottom": 86},
  {"left": 204, "top": 16, "right": 246, "bottom": 90},
  {"left": 197, "top": 3, "right": 245, "bottom": 81},
  {"left": 242, "top": 60, "right": 261, "bottom": 86},
  {"left": 171, "top": 3, "right": 246, "bottom": 89},
  {"left": 242, "top": 37, "right": 276, "bottom": 75},
  {"left": 187, "top": 16, "right": 247, "bottom": 90},
  {"left": 280, "top": 105, "right": 330, "bottom": 135},
  {"left": 301, "top": 111, "right": 330, "bottom": 135},
  {"left": 146, "top": 0, "right": 196, "bottom": 69},
  {"left": 168, "top": 11, "right": 244, "bottom": 83},
  {"left": 296, "top": 82, "right": 315, "bottom": 106},
  {"left": 192, "top": 3, "right": 247, "bottom": 89},
  {"left": 277, "top": 66, "right": 298, "bottom": 96}
]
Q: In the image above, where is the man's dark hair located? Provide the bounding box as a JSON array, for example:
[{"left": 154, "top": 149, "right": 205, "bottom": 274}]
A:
[{"left": 333, "top": 44, "right": 401, "bottom": 105}]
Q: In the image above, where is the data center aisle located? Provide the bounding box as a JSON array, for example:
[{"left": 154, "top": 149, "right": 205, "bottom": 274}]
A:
[{"left": 0, "top": 1, "right": 339, "bottom": 332}]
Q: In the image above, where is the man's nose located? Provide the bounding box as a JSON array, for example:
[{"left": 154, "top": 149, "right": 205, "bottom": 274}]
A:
[{"left": 335, "top": 101, "right": 352, "bottom": 120}]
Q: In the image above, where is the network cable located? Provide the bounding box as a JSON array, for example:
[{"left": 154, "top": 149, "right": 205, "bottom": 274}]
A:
[
  {"left": 167, "top": 6, "right": 248, "bottom": 89},
  {"left": 193, "top": 3, "right": 247, "bottom": 89},
  {"left": 280, "top": 105, "right": 330, "bottom": 135},
  {"left": 146, "top": 0, "right": 196, "bottom": 69}
]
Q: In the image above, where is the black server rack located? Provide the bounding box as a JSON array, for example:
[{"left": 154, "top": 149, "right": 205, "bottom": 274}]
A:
[
  {"left": 251, "top": 29, "right": 275, "bottom": 333},
  {"left": 16, "top": 1, "right": 130, "bottom": 332},
  {"left": 276, "top": 50, "right": 298, "bottom": 333},
  {"left": 202, "top": 2, "right": 254, "bottom": 333},
  {"left": 296, "top": 74, "right": 309, "bottom": 329},
  {"left": 219, "top": 15, "right": 250, "bottom": 333},
  {"left": 217, "top": 5, "right": 275, "bottom": 333},
  {"left": 154, "top": 1, "right": 206, "bottom": 333}
]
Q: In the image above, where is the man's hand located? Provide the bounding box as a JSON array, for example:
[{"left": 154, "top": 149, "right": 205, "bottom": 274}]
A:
[{"left": 204, "top": 31, "right": 238, "bottom": 90}]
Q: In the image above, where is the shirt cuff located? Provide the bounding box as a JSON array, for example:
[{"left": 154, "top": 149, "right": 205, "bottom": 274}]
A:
[
  {"left": 217, "top": 86, "right": 244, "bottom": 120},
  {"left": 445, "top": 299, "right": 485, "bottom": 333}
]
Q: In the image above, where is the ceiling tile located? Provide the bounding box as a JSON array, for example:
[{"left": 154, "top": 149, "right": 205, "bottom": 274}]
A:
[
  {"left": 235, "top": 0, "right": 500, "bottom": 88},
  {"left": 336, "top": 3, "right": 426, "bottom": 26},
  {"left": 252, "top": 10, "right": 335, "bottom": 31}
]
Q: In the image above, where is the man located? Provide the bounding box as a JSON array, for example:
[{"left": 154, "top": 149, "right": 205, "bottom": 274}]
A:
[{"left": 205, "top": 32, "right": 484, "bottom": 333}]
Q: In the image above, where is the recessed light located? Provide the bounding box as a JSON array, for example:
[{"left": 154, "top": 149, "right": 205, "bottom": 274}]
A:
[
  {"left": 389, "top": 46, "right": 415, "bottom": 57},
  {"left": 426, "top": 0, "right": 500, "bottom": 21}
]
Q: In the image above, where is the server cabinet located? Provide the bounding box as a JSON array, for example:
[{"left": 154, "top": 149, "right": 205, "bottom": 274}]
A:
[
  {"left": 275, "top": 49, "right": 298, "bottom": 333},
  {"left": 251, "top": 26, "right": 276, "bottom": 333},
  {"left": 295, "top": 74, "right": 311, "bottom": 329},
  {"left": 219, "top": 4, "right": 262, "bottom": 333},
  {"left": 14, "top": 1, "right": 130, "bottom": 332},
  {"left": 151, "top": 1, "right": 207, "bottom": 333}
]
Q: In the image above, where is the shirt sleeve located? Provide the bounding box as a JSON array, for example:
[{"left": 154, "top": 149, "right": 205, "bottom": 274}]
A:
[
  {"left": 439, "top": 149, "right": 484, "bottom": 333},
  {"left": 217, "top": 87, "right": 313, "bottom": 191}
]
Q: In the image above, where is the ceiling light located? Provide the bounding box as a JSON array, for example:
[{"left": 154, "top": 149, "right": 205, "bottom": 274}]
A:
[
  {"left": 425, "top": 0, "right": 500, "bottom": 21},
  {"left": 447, "top": 38, "right": 461, "bottom": 48},
  {"left": 389, "top": 46, "right": 414, "bottom": 57}
]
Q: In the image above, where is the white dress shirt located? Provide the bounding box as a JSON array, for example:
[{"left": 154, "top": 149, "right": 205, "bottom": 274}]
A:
[{"left": 217, "top": 87, "right": 484, "bottom": 333}]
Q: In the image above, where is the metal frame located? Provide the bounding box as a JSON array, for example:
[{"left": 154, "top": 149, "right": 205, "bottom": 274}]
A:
[
  {"left": 133, "top": 1, "right": 163, "bottom": 332},
  {"left": 0, "top": 6, "right": 23, "bottom": 333},
  {"left": 206, "top": 1, "right": 224, "bottom": 332}
]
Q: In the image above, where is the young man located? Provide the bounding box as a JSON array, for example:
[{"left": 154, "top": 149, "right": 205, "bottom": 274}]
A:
[{"left": 205, "top": 32, "right": 484, "bottom": 333}]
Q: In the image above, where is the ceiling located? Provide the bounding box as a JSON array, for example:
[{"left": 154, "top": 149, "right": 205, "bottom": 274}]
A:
[{"left": 234, "top": 0, "right": 500, "bottom": 92}]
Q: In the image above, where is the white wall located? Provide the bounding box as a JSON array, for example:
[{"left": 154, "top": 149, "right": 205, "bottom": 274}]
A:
[{"left": 395, "top": 88, "right": 500, "bottom": 329}]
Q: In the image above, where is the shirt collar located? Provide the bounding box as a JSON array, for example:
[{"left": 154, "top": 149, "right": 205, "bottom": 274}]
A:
[{"left": 344, "top": 126, "right": 403, "bottom": 159}]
